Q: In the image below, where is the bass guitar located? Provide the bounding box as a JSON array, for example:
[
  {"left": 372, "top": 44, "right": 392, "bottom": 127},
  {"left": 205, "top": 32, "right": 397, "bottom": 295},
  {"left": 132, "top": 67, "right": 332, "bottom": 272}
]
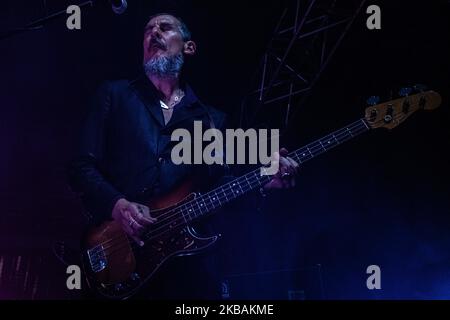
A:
[{"left": 82, "top": 88, "right": 441, "bottom": 299}]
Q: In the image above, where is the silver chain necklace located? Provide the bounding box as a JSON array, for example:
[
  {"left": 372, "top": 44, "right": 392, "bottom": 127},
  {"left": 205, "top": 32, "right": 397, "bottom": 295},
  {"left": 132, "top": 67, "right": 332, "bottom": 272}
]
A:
[{"left": 160, "top": 89, "right": 185, "bottom": 110}]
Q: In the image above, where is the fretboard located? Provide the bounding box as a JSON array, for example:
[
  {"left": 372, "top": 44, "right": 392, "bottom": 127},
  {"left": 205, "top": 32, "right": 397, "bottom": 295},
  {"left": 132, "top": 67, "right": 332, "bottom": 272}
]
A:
[{"left": 178, "top": 118, "right": 370, "bottom": 222}]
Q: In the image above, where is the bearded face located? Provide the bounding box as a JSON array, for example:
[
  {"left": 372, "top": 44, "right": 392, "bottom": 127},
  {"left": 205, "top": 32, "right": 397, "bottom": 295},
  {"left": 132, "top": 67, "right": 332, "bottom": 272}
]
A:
[{"left": 143, "top": 51, "right": 184, "bottom": 79}]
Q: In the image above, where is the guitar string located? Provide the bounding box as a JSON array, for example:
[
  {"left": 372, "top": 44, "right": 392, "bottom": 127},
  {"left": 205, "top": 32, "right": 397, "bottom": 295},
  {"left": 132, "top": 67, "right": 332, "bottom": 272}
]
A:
[
  {"left": 91, "top": 118, "right": 374, "bottom": 258},
  {"left": 95, "top": 122, "right": 370, "bottom": 261},
  {"left": 92, "top": 111, "right": 410, "bottom": 264},
  {"left": 139, "top": 120, "right": 367, "bottom": 238},
  {"left": 125, "top": 108, "right": 411, "bottom": 259},
  {"left": 116, "top": 118, "right": 366, "bottom": 243},
  {"left": 88, "top": 97, "right": 428, "bottom": 257},
  {"left": 92, "top": 110, "right": 415, "bottom": 260},
  {"left": 91, "top": 118, "right": 372, "bottom": 259}
]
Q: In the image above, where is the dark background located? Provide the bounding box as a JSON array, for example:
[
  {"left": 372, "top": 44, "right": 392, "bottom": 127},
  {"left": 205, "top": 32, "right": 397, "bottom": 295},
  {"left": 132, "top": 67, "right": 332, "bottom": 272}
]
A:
[{"left": 0, "top": 0, "right": 449, "bottom": 299}]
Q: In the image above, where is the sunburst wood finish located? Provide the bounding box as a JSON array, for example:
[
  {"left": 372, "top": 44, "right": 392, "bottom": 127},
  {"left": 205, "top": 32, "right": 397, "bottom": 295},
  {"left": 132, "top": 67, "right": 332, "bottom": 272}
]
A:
[{"left": 82, "top": 179, "right": 219, "bottom": 299}]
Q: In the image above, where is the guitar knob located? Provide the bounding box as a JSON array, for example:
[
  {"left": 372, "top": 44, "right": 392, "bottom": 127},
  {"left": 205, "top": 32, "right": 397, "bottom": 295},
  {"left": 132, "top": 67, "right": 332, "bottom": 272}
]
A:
[
  {"left": 398, "top": 87, "right": 412, "bottom": 97},
  {"left": 130, "top": 273, "right": 140, "bottom": 281},
  {"left": 366, "top": 96, "right": 380, "bottom": 106}
]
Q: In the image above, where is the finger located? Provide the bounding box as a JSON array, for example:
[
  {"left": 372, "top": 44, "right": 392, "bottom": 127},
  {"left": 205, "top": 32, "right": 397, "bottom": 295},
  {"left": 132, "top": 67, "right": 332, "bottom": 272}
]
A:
[
  {"left": 123, "top": 221, "right": 136, "bottom": 237},
  {"left": 285, "top": 157, "right": 298, "bottom": 187},
  {"left": 139, "top": 204, "right": 157, "bottom": 223},
  {"left": 267, "top": 178, "right": 280, "bottom": 190},
  {"left": 137, "top": 208, "right": 157, "bottom": 225},
  {"left": 279, "top": 157, "right": 294, "bottom": 177},
  {"left": 286, "top": 163, "right": 295, "bottom": 176},
  {"left": 285, "top": 158, "right": 297, "bottom": 175},
  {"left": 286, "top": 157, "right": 300, "bottom": 174},
  {"left": 132, "top": 220, "right": 146, "bottom": 235},
  {"left": 287, "top": 158, "right": 299, "bottom": 176},
  {"left": 129, "top": 203, "right": 154, "bottom": 226},
  {"left": 271, "top": 151, "right": 281, "bottom": 176},
  {"left": 123, "top": 209, "right": 146, "bottom": 235},
  {"left": 122, "top": 222, "right": 144, "bottom": 246},
  {"left": 132, "top": 236, "right": 145, "bottom": 247},
  {"left": 279, "top": 156, "right": 290, "bottom": 166},
  {"left": 121, "top": 207, "right": 132, "bottom": 220},
  {"left": 287, "top": 156, "right": 299, "bottom": 168},
  {"left": 279, "top": 148, "right": 289, "bottom": 157}
]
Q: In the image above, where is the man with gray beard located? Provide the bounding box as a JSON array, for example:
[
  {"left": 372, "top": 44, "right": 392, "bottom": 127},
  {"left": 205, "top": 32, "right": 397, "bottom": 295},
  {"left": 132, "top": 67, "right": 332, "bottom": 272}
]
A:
[{"left": 69, "top": 13, "right": 298, "bottom": 299}]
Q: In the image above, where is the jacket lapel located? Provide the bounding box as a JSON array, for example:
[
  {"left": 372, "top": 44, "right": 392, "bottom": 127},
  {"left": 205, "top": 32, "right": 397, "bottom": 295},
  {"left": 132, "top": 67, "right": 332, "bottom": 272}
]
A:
[
  {"left": 165, "top": 83, "right": 207, "bottom": 129},
  {"left": 130, "top": 75, "right": 165, "bottom": 127},
  {"left": 130, "top": 75, "right": 208, "bottom": 129}
]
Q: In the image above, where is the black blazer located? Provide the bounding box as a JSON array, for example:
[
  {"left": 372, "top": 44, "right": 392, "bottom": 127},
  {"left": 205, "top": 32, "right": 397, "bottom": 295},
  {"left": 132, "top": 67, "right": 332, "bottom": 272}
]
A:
[{"left": 68, "top": 75, "right": 230, "bottom": 223}]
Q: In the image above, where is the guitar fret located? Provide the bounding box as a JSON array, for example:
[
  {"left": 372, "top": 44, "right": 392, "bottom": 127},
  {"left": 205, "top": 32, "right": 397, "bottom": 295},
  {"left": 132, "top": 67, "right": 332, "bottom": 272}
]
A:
[
  {"left": 361, "top": 119, "right": 370, "bottom": 130},
  {"left": 333, "top": 134, "right": 339, "bottom": 143},
  {"left": 230, "top": 182, "right": 241, "bottom": 197},
  {"left": 245, "top": 176, "right": 253, "bottom": 192},
  {"left": 188, "top": 203, "right": 195, "bottom": 218},
  {"left": 325, "top": 134, "right": 337, "bottom": 147},
  {"left": 298, "top": 149, "right": 306, "bottom": 160},
  {"left": 319, "top": 140, "right": 326, "bottom": 151},
  {"left": 214, "top": 191, "right": 221, "bottom": 206},
  {"left": 244, "top": 175, "right": 252, "bottom": 190},
  {"left": 208, "top": 194, "right": 216, "bottom": 209},
  {"left": 209, "top": 194, "right": 216, "bottom": 209},
  {"left": 227, "top": 186, "right": 234, "bottom": 200},
  {"left": 194, "top": 200, "right": 203, "bottom": 215},
  {"left": 254, "top": 171, "right": 261, "bottom": 186},
  {"left": 222, "top": 187, "right": 229, "bottom": 201},
  {"left": 201, "top": 196, "right": 208, "bottom": 211},
  {"left": 174, "top": 118, "right": 370, "bottom": 228},
  {"left": 229, "top": 183, "right": 236, "bottom": 198},
  {"left": 183, "top": 207, "right": 190, "bottom": 221},
  {"left": 204, "top": 194, "right": 213, "bottom": 210},
  {"left": 202, "top": 196, "right": 209, "bottom": 212},
  {"left": 292, "top": 152, "right": 301, "bottom": 163},
  {"left": 346, "top": 127, "right": 354, "bottom": 137},
  {"left": 238, "top": 181, "right": 244, "bottom": 194},
  {"left": 181, "top": 209, "right": 188, "bottom": 223}
]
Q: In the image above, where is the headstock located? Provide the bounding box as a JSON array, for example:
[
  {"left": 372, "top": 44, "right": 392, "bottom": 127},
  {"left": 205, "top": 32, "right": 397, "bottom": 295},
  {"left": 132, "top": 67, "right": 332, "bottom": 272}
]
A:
[{"left": 364, "top": 88, "right": 442, "bottom": 130}]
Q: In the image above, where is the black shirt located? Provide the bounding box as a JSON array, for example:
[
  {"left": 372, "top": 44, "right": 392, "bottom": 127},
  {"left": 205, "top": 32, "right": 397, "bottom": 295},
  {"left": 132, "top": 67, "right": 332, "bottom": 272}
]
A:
[{"left": 68, "top": 74, "right": 231, "bottom": 224}]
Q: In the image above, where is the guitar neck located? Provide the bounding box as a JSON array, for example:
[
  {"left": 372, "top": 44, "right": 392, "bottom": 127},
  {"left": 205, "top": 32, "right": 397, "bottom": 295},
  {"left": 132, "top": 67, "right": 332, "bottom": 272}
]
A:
[{"left": 179, "top": 118, "right": 370, "bottom": 222}]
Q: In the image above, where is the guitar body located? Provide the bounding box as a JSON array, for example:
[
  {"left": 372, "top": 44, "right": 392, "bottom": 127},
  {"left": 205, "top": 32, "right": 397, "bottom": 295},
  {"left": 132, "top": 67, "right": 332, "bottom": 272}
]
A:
[{"left": 81, "top": 179, "right": 219, "bottom": 299}]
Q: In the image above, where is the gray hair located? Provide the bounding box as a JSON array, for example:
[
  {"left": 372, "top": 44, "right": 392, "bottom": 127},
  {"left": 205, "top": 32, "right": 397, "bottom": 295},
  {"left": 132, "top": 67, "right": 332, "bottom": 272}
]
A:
[{"left": 143, "top": 52, "right": 184, "bottom": 79}]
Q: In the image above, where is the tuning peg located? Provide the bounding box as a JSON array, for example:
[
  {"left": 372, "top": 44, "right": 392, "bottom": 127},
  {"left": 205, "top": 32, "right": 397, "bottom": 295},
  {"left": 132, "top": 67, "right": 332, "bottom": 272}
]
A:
[
  {"left": 398, "top": 87, "right": 413, "bottom": 97},
  {"left": 413, "top": 84, "right": 427, "bottom": 92},
  {"left": 366, "top": 96, "right": 380, "bottom": 106}
]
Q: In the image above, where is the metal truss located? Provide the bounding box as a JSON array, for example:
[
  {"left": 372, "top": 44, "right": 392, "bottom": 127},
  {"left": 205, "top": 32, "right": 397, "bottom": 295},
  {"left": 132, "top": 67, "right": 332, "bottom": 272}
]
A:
[{"left": 240, "top": 0, "right": 367, "bottom": 130}]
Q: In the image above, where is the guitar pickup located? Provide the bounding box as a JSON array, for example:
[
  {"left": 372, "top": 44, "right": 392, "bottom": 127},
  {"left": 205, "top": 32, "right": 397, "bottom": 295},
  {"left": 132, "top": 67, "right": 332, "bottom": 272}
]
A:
[
  {"left": 402, "top": 100, "right": 410, "bottom": 114},
  {"left": 419, "top": 96, "right": 427, "bottom": 109},
  {"left": 87, "top": 246, "right": 107, "bottom": 273},
  {"left": 369, "top": 109, "right": 378, "bottom": 122}
]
